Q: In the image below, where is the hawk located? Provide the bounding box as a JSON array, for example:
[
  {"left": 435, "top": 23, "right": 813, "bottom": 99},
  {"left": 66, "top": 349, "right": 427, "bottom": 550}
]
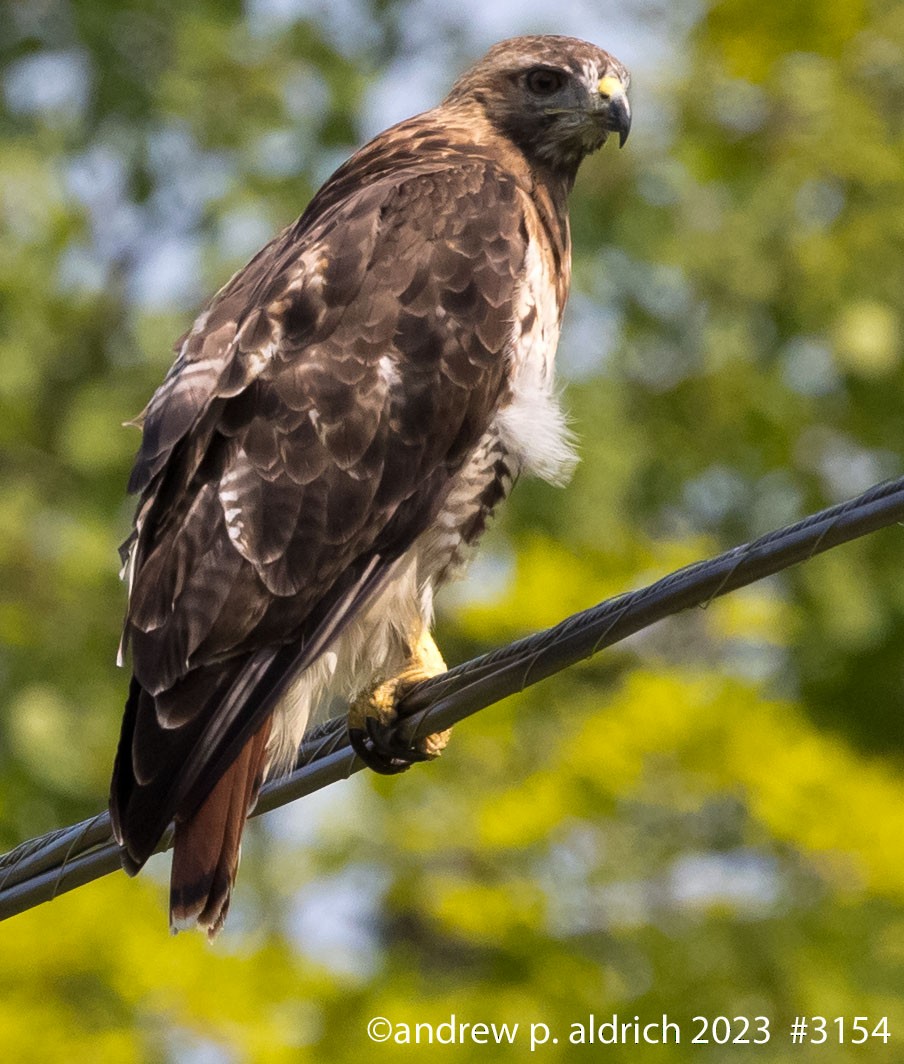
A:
[{"left": 110, "top": 34, "right": 631, "bottom": 936}]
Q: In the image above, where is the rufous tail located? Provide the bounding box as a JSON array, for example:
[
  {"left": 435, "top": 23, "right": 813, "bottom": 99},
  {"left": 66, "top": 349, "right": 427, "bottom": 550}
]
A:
[{"left": 169, "top": 721, "right": 271, "bottom": 938}]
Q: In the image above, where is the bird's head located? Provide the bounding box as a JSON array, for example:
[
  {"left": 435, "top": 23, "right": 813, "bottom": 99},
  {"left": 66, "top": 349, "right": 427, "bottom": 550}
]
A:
[{"left": 446, "top": 35, "right": 631, "bottom": 178}]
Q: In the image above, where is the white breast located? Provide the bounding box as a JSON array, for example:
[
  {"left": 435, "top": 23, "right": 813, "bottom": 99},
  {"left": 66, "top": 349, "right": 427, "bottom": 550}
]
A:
[{"left": 494, "top": 235, "right": 577, "bottom": 486}]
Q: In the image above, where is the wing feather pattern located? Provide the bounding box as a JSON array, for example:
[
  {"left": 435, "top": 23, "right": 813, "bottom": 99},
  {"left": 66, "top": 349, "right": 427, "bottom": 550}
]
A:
[{"left": 111, "top": 132, "right": 530, "bottom": 930}]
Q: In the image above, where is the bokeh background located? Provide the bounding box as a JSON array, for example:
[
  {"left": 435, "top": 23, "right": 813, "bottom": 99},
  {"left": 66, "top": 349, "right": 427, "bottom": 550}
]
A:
[{"left": 2, "top": 0, "right": 904, "bottom": 1059}]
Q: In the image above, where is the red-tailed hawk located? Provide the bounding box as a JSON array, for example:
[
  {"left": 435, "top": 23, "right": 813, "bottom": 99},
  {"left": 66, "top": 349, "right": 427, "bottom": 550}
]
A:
[{"left": 110, "top": 34, "right": 631, "bottom": 936}]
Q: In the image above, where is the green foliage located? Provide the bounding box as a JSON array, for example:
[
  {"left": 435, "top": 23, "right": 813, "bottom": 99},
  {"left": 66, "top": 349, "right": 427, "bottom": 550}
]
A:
[{"left": 2, "top": 1, "right": 903, "bottom": 1060}]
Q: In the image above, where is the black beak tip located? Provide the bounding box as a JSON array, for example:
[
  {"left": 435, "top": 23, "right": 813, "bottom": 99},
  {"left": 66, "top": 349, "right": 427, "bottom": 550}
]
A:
[{"left": 613, "top": 100, "right": 632, "bottom": 148}]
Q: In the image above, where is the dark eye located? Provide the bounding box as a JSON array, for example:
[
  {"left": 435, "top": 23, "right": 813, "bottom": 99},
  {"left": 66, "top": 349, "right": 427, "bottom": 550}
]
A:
[{"left": 526, "top": 67, "right": 566, "bottom": 96}]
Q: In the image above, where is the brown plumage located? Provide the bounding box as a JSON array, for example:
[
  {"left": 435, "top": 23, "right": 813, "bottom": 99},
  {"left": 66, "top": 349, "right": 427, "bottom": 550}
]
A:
[{"left": 110, "top": 34, "right": 631, "bottom": 936}]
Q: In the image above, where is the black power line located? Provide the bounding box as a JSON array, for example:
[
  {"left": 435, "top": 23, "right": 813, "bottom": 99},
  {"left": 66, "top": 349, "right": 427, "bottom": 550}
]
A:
[{"left": 2, "top": 474, "right": 903, "bottom": 923}]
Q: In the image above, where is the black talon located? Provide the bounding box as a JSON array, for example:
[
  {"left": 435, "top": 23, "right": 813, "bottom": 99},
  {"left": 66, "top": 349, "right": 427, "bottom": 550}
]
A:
[{"left": 348, "top": 716, "right": 433, "bottom": 775}]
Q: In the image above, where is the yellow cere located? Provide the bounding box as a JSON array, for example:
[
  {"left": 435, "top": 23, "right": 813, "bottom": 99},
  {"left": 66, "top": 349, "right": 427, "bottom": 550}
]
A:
[{"left": 597, "top": 75, "right": 625, "bottom": 99}]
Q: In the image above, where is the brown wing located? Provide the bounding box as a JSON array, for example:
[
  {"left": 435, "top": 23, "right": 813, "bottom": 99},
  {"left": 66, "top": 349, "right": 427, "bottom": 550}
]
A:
[{"left": 111, "top": 138, "right": 529, "bottom": 871}]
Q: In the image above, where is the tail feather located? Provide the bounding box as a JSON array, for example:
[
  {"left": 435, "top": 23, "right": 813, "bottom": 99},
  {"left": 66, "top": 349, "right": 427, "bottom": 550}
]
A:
[
  {"left": 112, "top": 554, "right": 395, "bottom": 935},
  {"left": 170, "top": 719, "right": 271, "bottom": 938}
]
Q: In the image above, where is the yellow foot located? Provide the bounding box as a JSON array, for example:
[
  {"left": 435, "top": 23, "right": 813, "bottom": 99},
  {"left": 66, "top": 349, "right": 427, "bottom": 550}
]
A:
[{"left": 348, "top": 630, "right": 451, "bottom": 774}]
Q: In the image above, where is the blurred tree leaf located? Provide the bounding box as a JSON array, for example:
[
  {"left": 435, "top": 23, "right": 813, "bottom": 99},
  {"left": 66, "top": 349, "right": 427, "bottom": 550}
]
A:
[{"left": 2, "top": 0, "right": 904, "bottom": 1059}]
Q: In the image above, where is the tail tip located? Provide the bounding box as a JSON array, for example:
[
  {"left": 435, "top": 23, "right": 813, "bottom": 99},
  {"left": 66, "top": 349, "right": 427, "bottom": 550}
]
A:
[{"left": 170, "top": 874, "right": 232, "bottom": 941}]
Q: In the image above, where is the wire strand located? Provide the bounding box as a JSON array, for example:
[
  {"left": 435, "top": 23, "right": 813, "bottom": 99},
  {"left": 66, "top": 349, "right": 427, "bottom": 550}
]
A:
[{"left": 2, "top": 474, "right": 903, "bottom": 922}]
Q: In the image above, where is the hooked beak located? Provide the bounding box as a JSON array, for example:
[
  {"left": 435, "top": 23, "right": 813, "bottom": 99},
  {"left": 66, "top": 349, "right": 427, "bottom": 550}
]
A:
[{"left": 596, "top": 75, "right": 632, "bottom": 147}]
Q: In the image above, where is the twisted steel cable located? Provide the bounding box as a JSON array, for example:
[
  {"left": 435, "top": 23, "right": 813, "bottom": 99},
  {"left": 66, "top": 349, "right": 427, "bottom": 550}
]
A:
[{"left": 2, "top": 474, "right": 903, "bottom": 922}]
